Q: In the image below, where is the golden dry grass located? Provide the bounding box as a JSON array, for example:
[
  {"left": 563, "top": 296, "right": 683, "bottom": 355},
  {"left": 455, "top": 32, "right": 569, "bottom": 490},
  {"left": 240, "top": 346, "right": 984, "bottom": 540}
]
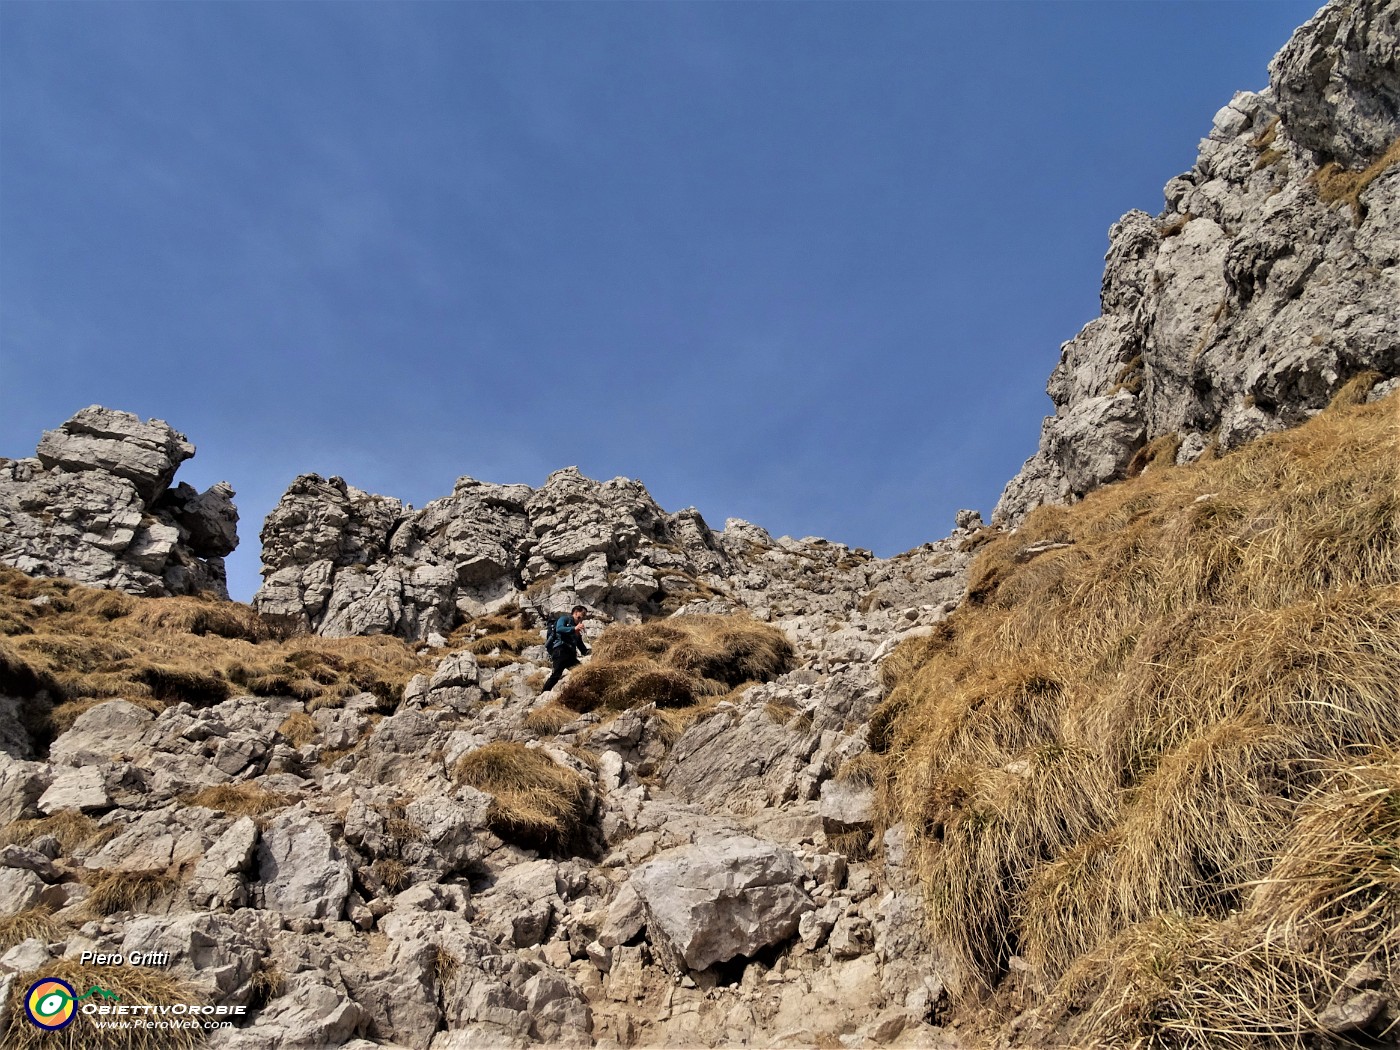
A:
[
  {"left": 126, "top": 596, "right": 271, "bottom": 642},
  {"left": 179, "top": 783, "right": 296, "bottom": 817},
  {"left": 0, "top": 567, "right": 436, "bottom": 741},
  {"left": 0, "top": 810, "right": 119, "bottom": 854},
  {"left": 0, "top": 906, "right": 61, "bottom": 952},
  {"left": 5, "top": 958, "right": 204, "bottom": 1050},
  {"left": 1314, "top": 136, "right": 1400, "bottom": 224},
  {"left": 521, "top": 701, "right": 577, "bottom": 737},
  {"left": 1041, "top": 753, "right": 1400, "bottom": 1048},
  {"left": 276, "top": 711, "right": 317, "bottom": 747},
  {"left": 556, "top": 614, "right": 792, "bottom": 714},
  {"left": 372, "top": 858, "right": 410, "bottom": 892},
  {"left": 876, "top": 395, "right": 1400, "bottom": 1044},
  {"left": 448, "top": 609, "right": 540, "bottom": 668},
  {"left": 82, "top": 869, "right": 180, "bottom": 917},
  {"left": 454, "top": 741, "right": 592, "bottom": 853}
]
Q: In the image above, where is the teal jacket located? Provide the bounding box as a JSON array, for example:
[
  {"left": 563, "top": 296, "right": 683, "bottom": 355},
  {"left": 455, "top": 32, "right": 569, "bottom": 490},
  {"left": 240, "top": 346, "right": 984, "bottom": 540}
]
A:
[{"left": 550, "top": 614, "right": 589, "bottom": 656}]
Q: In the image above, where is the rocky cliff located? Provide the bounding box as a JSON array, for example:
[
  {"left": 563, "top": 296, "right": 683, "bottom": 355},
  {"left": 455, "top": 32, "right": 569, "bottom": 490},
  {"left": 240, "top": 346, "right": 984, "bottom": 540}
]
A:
[
  {"left": 254, "top": 467, "right": 975, "bottom": 644},
  {"left": 995, "top": 0, "right": 1399, "bottom": 525},
  {"left": 0, "top": 4, "right": 1396, "bottom": 1050},
  {"left": 0, "top": 406, "right": 239, "bottom": 598}
]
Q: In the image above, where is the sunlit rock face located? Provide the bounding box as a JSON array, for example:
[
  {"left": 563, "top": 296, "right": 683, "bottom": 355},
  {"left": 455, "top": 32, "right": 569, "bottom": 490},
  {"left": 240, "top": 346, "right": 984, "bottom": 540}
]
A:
[
  {"left": 995, "top": 0, "right": 1399, "bottom": 526},
  {"left": 0, "top": 405, "right": 238, "bottom": 597}
]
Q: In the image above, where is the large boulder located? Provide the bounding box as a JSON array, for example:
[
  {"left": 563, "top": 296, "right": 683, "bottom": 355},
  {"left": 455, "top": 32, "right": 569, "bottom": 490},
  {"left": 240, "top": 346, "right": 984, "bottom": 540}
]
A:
[
  {"left": 628, "top": 835, "right": 815, "bottom": 971},
  {"left": 0, "top": 406, "right": 238, "bottom": 596},
  {"left": 255, "top": 807, "right": 352, "bottom": 920}
]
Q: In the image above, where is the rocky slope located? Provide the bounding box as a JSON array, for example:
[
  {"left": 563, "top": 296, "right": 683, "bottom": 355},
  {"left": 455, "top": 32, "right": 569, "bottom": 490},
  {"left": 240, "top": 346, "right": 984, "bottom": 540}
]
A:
[
  {"left": 1, "top": 4, "right": 1396, "bottom": 1050},
  {"left": 0, "top": 407, "right": 239, "bottom": 598},
  {"left": 0, "top": 548, "right": 971, "bottom": 1049},
  {"left": 995, "top": 0, "right": 1399, "bottom": 525}
]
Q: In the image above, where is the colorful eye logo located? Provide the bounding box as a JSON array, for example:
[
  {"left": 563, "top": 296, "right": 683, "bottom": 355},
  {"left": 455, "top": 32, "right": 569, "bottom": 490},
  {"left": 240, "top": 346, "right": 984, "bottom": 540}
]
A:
[{"left": 25, "top": 978, "right": 78, "bottom": 1030}]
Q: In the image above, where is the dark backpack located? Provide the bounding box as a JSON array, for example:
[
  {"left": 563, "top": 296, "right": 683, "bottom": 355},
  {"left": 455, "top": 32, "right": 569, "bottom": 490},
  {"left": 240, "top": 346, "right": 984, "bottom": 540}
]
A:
[{"left": 544, "top": 613, "right": 574, "bottom": 652}]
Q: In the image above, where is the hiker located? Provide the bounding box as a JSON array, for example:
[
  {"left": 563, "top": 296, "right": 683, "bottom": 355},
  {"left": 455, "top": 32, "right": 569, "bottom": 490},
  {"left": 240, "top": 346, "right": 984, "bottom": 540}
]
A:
[{"left": 543, "top": 605, "right": 590, "bottom": 691}]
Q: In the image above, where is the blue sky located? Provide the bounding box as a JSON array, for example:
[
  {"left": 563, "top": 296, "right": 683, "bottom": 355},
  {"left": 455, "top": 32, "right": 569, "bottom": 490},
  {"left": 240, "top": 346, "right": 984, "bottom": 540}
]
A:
[{"left": 2, "top": 1, "right": 1321, "bottom": 602}]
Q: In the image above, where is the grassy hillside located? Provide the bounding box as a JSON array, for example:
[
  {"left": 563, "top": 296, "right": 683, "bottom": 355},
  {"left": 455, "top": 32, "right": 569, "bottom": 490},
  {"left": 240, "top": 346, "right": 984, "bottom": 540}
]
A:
[
  {"left": 0, "top": 569, "right": 442, "bottom": 753},
  {"left": 875, "top": 386, "right": 1399, "bottom": 1047}
]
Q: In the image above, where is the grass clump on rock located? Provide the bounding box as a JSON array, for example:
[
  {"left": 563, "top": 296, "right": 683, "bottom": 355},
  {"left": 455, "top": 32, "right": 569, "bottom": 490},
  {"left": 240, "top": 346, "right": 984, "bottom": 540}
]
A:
[
  {"left": 454, "top": 741, "right": 592, "bottom": 854},
  {"left": 0, "top": 810, "right": 120, "bottom": 854},
  {"left": 0, "top": 906, "right": 62, "bottom": 952},
  {"left": 82, "top": 869, "right": 180, "bottom": 917},
  {"left": 556, "top": 614, "right": 793, "bottom": 715},
  {"left": 180, "top": 782, "right": 297, "bottom": 817},
  {"left": 0, "top": 566, "right": 435, "bottom": 739},
  {"left": 875, "top": 395, "right": 1400, "bottom": 1045},
  {"left": 6, "top": 958, "right": 204, "bottom": 1050}
]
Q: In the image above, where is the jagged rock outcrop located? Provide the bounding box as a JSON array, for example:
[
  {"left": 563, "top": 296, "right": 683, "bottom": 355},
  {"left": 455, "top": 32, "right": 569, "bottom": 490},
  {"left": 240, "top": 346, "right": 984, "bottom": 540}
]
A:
[
  {"left": 0, "top": 406, "right": 238, "bottom": 597},
  {"left": 256, "top": 465, "right": 974, "bottom": 642},
  {"left": 255, "top": 468, "right": 734, "bottom": 639},
  {"left": 995, "top": 0, "right": 1399, "bottom": 525},
  {"left": 3, "top": 7, "right": 1393, "bottom": 1050}
]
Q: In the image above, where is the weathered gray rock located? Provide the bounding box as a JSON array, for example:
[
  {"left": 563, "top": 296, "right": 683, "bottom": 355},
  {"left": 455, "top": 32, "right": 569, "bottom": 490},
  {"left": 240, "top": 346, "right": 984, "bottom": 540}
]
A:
[
  {"left": 255, "top": 808, "right": 352, "bottom": 920},
  {"left": 995, "top": 2, "right": 1400, "bottom": 525},
  {"left": 255, "top": 467, "right": 738, "bottom": 640},
  {"left": 81, "top": 805, "right": 213, "bottom": 873},
  {"left": 1, "top": 937, "right": 54, "bottom": 974},
  {"left": 0, "top": 407, "right": 238, "bottom": 596},
  {"left": 118, "top": 912, "right": 271, "bottom": 1005},
  {"left": 211, "top": 971, "right": 364, "bottom": 1050},
  {"left": 0, "top": 867, "right": 46, "bottom": 913},
  {"left": 37, "top": 766, "right": 111, "bottom": 814},
  {"left": 49, "top": 700, "right": 154, "bottom": 768},
  {"left": 819, "top": 779, "right": 875, "bottom": 829},
  {"left": 189, "top": 816, "right": 259, "bottom": 909},
  {"left": 1271, "top": 0, "right": 1400, "bottom": 169},
  {"left": 629, "top": 835, "right": 815, "bottom": 971},
  {"left": 35, "top": 405, "right": 193, "bottom": 502},
  {"left": 0, "top": 755, "right": 49, "bottom": 824},
  {"left": 475, "top": 859, "right": 563, "bottom": 948}
]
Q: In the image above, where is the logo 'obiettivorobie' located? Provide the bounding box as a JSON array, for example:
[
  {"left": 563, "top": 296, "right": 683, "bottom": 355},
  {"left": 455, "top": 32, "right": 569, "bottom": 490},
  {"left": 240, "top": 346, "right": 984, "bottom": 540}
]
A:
[{"left": 24, "top": 978, "right": 79, "bottom": 1030}]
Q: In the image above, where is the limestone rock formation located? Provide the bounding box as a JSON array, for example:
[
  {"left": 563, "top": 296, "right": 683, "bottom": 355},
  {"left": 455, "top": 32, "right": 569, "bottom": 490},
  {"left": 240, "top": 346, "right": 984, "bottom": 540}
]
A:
[
  {"left": 0, "top": 406, "right": 238, "bottom": 596},
  {"left": 629, "top": 836, "right": 815, "bottom": 971},
  {"left": 256, "top": 465, "right": 973, "bottom": 642},
  {"left": 995, "top": 0, "right": 1399, "bottom": 525},
  {"left": 1, "top": 6, "right": 1393, "bottom": 1050}
]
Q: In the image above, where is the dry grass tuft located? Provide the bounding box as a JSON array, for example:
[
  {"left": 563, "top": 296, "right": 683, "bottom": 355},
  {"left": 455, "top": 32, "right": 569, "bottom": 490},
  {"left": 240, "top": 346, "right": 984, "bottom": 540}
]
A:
[
  {"left": 556, "top": 614, "right": 792, "bottom": 714},
  {"left": 834, "top": 751, "right": 883, "bottom": 787},
  {"left": 558, "top": 659, "right": 697, "bottom": 713},
  {"left": 180, "top": 782, "right": 296, "bottom": 817},
  {"left": 877, "top": 396, "right": 1400, "bottom": 1042},
  {"left": 453, "top": 741, "right": 592, "bottom": 853},
  {"left": 1041, "top": 753, "right": 1400, "bottom": 1050},
  {"left": 276, "top": 712, "right": 318, "bottom": 747},
  {"left": 1313, "top": 136, "right": 1400, "bottom": 224},
  {"left": 1125, "top": 432, "right": 1181, "bottom": 478},
  {"left": 448, "top": 609, "right": 540, "bottom": 668},
  {"left": 246, "top": 961, "right": 285, "bottom": 1009},
  {"left": 0, "top": 566, "right": 435, "bottom": 740},
  {"left": 1325, "top": 368, "right": 1383, "bottom": 412},
  {"left": 434, "top": 944, "right": 461, "bottom": 985},
  {"left": 0, "top": 810, "right": 118, "bottom": 854},
  {"left": 373, "top": 858, "right": 411, "bottom": 892},
  {"left": 6, "top": 958, "right": 205, "bottom": 1050},
  {"left": 522, "top": 701, "right": 577, "bottom": 737},
  {"left": 0, "top": 906, "right": 62, "bottom": 952},
  {"left": 82, "top": 869, "right": 179, "bottom": 916},
  {"left": 127, "top": 596, "right": 271, "bottom": 642}
]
